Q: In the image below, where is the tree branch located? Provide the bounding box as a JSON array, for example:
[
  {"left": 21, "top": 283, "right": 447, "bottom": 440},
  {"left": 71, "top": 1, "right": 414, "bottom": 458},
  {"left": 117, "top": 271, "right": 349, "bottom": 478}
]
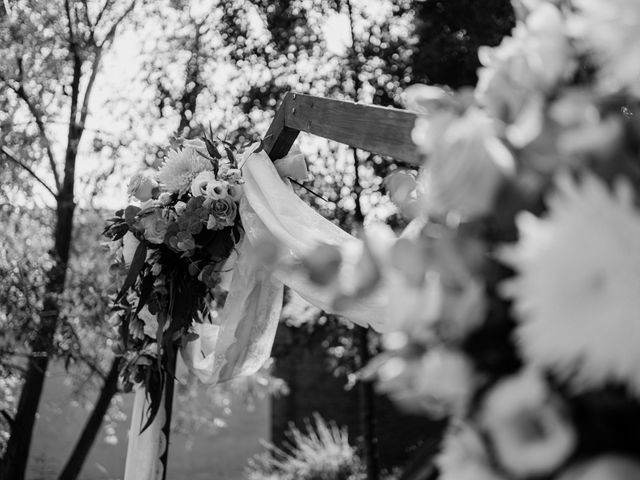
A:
[
  {"left": 77, "top": 0, "right": 137, "bottom": 134},
  {"left": 93, "top": 0, "right": 114, "bottom": 29},
  {"left": 97, "top": 0, "right": 137, "bottom": 48},
  {"left": 81, "top": 0, "right": 93, "bottom": 30},
  {"left": 0, "top": 69, "right": 61, "bottom": 191},
  {"left": 1, "top": 146, "right": 57, "bottom": 198},
  {"left": 78, "top": 45, "right": 103, "bottom": 132},
  {"left": 64, "top": 0, "right": 76, "bottom": 45}
]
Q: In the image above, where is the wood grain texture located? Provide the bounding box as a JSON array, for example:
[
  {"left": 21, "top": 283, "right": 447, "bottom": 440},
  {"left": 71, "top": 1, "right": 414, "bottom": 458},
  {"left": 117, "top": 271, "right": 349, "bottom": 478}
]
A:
[
  {"left": 263, "top": 94, "right": 300, "bottom": 161},
  {"left": 263, "top": 92, "right": 420, "bottom": 164}
]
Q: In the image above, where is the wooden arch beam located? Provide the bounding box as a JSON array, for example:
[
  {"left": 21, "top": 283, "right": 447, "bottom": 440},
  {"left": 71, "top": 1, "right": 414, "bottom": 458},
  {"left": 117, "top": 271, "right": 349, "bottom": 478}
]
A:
[{"left": 263, "top": 92, "right": 420, "bottom": 164}]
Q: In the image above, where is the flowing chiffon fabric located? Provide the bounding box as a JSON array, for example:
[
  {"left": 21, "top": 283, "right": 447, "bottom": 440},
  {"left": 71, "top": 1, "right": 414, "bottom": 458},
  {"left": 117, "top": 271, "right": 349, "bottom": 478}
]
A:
[
  {"left": 124, "top": 145, "right": 389, "bottom": 479},
  {"left": 124, "top": 386, "right": 167, "bottom": 480}
]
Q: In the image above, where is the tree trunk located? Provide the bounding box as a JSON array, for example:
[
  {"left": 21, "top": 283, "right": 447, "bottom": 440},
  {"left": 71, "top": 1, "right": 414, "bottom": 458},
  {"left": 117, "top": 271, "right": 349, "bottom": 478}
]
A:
[
  {"left": 57, "top": 358, "right": 120, "bottom": 480},
  {"left": 0, "top": 193, "right": 76, "bottom": 480},
  {"left": 357, "top": 325, "right": 379, "bottom": 480}
]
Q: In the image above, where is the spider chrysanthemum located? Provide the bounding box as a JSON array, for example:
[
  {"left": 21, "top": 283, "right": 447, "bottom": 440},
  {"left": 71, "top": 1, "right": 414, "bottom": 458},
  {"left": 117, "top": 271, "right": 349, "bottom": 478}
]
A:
[{"left": 157, "top": 147, "right": 212, "bottom": 195}]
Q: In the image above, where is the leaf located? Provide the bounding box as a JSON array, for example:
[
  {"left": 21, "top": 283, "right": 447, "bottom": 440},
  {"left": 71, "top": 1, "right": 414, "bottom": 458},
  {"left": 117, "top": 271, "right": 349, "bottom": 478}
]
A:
[
  {"left": 204, "top": 137, "right": 221, "bottom": 159},
  {"left": 124, "top": 205, "right": 141, "bottom": 227},
  {"left": 184, "top": 332, "right": 199, "bottom": 342},
  {"left": 135, "top": 275, "right": 155, "bottom": 316},
  {"left": 140, "top": 368, "right": 164, "bottom": 434},
  {"left": 223, "top": 146, "right": 235, "bottom": 167},
  {"left": 103, "top": 221, "right": 129, "bottom": 241},
  {"left": 156, "top": 309, "right": 167, "bottom": 354},
  {"left": 114, "top": 242, "right": 147, "bottom": 304},
  {"left": 103, "top": 217, "right": 127, "bottom": 237},
  {"left": 188, "top": 262, "right": 199, "bottom": 276},
  {"left": 165, "top": 341, "right": 177, "bottom": 380}
]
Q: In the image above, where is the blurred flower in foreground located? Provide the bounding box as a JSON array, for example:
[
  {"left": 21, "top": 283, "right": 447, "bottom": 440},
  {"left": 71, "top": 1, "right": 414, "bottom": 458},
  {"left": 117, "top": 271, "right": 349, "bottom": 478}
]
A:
[
  {"left": 500, "top": 173, "right": 640, "bottom": 395},
  {"left": 570, "top": 0, "right": 640, "bottom": 95},
  {"left": 558, "top": 455, "right": 640, "bottom": 480},
  {"left": 480, "top": 370, "right": 576, "bottom": 477},
  {"left": 385, "top": 170, "right": 421, "bottom": 219},
  {"left": 550, "top": 89, "right": 626, "bottom": 163},
  {"left": 371, "top": 347, "right": 475, "bottom": 418},
  {"left": 386, "top": 233, "right": 486, "bottom": 343},
  {"left": 476, "top": 2, "right": 574, "bottom": 146},
  {"left": 414, "top": 108, "right": 514, "bottom": 220},
  {"left": 437, "top": 422, "right": 506, "bottom": 480}
]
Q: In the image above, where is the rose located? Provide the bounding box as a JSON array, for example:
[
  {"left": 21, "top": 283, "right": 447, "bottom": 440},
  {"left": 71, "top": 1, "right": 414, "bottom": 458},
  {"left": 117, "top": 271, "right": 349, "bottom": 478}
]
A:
[
  {"left": 207, "top": 198, "right": 237, "bottom": 230},
  {"left": 139, "top": 209, "right": 169, "bottom": 244},
  {"left": 128, "top": 173, "right": 158, "bottom": 202},
  {"left": 174, "top": 201, "right": 187, "bottom": 215},
  {"left": 191, "top": 171, "right": 217, "bottom": 197},
  {"left": 158, "top": 192, "right": 173, "bottom": 205}
]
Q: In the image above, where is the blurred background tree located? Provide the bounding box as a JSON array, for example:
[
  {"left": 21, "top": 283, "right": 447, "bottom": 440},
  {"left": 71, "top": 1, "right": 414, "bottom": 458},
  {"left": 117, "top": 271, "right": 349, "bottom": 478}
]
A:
[
  {"left": 413, "top": 0, "right": 515, "bottom": 87},
  {"left": 0, "top": 1, "right": 139, "bottom": 478}
]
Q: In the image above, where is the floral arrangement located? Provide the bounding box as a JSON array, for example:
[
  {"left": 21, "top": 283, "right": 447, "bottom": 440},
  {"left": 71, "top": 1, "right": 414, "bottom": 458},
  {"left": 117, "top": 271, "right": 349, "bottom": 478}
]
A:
[
  {"left": 104, "top": 134, "right": 244, "bottom": 426},
  {"left": 304, "top": 0, "right": 640, "bottom": 478}
]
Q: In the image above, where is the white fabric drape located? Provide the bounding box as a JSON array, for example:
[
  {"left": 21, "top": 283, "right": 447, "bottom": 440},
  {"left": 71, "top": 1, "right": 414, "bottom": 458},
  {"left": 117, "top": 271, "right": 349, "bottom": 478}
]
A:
[
  {"left": 241, "top": 145, "right": 390, "bottom": 332},
  {"left": 123, "top": 386, "right": 167, "bottom": 480}
]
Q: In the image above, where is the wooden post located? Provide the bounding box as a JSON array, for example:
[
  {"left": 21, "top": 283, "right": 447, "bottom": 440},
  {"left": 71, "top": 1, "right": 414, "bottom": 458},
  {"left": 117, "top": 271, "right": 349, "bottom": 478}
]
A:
[
  {"left": 263, "top": 92, "right": 419, "bottom": 164},
  {"left": 159, "top": 365, "right": 176, "bottom": 480}
]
